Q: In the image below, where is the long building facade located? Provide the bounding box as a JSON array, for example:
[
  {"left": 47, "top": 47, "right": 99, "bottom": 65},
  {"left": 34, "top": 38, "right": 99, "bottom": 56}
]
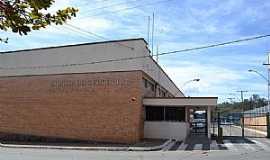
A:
[{"left": 0, "top": 38, "right": 216, "bottom": 143}]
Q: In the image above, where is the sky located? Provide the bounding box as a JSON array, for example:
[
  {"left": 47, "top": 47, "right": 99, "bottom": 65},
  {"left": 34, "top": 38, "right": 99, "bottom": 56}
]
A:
[{"left": 1, "top": 0, "right": 270, "bottom": 103}]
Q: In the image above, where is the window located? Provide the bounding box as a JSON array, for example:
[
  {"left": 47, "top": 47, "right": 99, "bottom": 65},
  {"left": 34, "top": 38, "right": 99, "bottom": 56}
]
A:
[
  {"left": 143, "top": 78, "right": 155, "bottom": 92},
  {"left": 145, "top": 106, "right": 164, "bottom": 121},
  {"left": 143, "top": 78, "right": 148, "bottom": 88},
  {"left": 149, "top": 82, "right": 155, "bottom": 92},
  {"left": 145, "top": 106, "right": 186, "bottom": 122},
  {"left": 159, "top": 89, "right": 165, "bottom": 97},
  {"left": 162, "top": 91, "right": 166, "bottom": 97},
  {"left": 165, "top": 107, "right": 185, "bottom": 122}
]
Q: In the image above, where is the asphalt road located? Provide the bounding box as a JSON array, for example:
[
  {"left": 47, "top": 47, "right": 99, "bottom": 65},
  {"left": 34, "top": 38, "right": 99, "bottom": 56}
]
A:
[
  {"left": 222, "top": 125, "right": 266, "bottom": 137},
  {"left": 1, "top": 126, "right": 270, "bottom": 160},
  {"left": 1, "top": 144, "right": 270, "bottom": 160}
]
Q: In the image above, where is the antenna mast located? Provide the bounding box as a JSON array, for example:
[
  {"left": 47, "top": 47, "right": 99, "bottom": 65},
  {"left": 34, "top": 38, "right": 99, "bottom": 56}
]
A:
[{"left": 151, "top": 12, "right": 155, "bottom": 56}]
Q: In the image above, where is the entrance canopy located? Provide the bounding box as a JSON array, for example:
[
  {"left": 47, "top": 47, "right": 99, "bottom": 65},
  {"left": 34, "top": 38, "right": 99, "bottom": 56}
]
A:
[
  {"left": 143, "top": 97, "right": 218, "bottom": 107},
  {"left": 143, "top": 97, "right": 218, "bottom": 139}
]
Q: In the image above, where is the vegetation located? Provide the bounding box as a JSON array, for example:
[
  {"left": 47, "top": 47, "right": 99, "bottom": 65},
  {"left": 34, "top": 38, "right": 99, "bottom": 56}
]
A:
[
  {"left": 0, "top": 0, "right": 78, "bottom": 43},
  {"left": 217, "top": 94, "right": 267, "bottom": 115}
]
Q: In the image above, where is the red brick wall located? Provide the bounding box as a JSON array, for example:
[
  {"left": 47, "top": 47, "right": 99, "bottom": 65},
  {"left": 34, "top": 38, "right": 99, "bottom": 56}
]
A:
[{"left": 0, "top": 71, "right": 144, "bottom": 143}]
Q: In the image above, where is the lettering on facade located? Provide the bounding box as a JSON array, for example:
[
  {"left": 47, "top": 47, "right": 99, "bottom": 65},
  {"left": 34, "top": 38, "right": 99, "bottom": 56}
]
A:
[{"left": 49, "top": 79, "right": 130, "bottom": 92}]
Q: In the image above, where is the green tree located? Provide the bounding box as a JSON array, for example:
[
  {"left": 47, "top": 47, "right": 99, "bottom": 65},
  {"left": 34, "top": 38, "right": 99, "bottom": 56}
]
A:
[
  {"left": 0, "top": 0, "right": 78, "bottom": 43},
  {"left": 217, "top": 94, "right": 267, "bottom": 115}
]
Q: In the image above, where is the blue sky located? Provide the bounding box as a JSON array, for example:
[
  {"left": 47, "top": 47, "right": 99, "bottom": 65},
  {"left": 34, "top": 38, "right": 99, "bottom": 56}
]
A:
[{"left": 1, "top": 0, "right": 270, "bottom": 103}]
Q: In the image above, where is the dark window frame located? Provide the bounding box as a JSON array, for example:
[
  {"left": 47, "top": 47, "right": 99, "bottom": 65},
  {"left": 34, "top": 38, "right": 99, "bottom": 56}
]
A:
[
  {"left": 145, "top": 106, "right": 164, "bottom": 121},
  {"left": 145, "top": 106, "right": 186, "bottom": 122},
  {"left": 149, "top": 82, "right": 155, "bottom": 92},
  {"left": 143, "top": 78, "right": 148, "bottom": 88}
]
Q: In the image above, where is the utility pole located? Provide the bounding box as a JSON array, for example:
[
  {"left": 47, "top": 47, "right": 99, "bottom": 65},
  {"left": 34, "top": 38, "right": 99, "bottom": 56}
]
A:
[
  {"left": 263, "top": 53, "right": 270, "bottom": 113},
  {"left": 237, "top": 90, "right": 248, "bottom": 137}
]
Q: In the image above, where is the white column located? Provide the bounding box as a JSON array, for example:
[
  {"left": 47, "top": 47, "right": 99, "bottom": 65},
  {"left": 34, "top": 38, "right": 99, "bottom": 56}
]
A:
[
  {"left": 207, "top": 106, "right": 211, "bottom": 139},
  {"left": 185, "top": 107, "right": 191, "bottom": 137},
  {"left": 185, "top": 106, "right": 189, "bottom": 122}
]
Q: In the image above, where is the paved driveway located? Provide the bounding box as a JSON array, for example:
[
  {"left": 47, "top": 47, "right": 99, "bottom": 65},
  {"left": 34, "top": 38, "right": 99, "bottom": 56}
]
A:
[
  {"left": 1, "top": 137, "right": 270, "bottom": 160},
  {"left": 1, "top": 126, "right": 270, "bottom": 160},
  {"left": 1, "top": 144, "right": 270, "bottom": 160}
]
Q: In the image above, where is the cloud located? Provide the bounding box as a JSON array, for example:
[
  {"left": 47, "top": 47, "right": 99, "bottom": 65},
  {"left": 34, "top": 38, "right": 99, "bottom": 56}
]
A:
[
  {"left": 160, "top": 61, "right": 249, "bottom": 101},
  {"left": 160, "top": 58, "right": 269, "bottom": 103},
  {"left": 70, "top": 17, "right": 114, "bottom": 33}
]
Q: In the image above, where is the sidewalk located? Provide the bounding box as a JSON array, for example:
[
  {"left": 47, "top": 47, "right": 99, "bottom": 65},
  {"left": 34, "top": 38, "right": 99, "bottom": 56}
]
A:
[
  {"left": 178, "top": 135, "right": 211, "bottom": 151},
  {"left": 0, "top": 139, "right": 174, "bottom": 151}
]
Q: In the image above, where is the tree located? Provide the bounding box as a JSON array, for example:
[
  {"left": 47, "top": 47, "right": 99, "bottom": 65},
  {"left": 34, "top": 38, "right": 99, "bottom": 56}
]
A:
[
  {"left": 217, "top": 94, "right": 267, "bottom": 115},
  {"left": 0, "top": 0, "right": 78, "bottom": 43}
]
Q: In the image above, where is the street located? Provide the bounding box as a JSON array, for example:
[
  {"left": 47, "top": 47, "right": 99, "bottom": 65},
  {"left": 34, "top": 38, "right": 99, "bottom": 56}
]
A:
[
  {"left": 222, "top": 125, "right": 266, "bottom": 137},
  {"left": 1, "top": 126, "right": 270, "bottom": 160},
  {"left": 1, "top": 140, "right": 270, "bottom": 160}
]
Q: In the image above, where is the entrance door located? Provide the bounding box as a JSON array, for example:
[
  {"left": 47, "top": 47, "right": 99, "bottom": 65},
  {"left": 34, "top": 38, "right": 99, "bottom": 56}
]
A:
[{"left": 191, "top": 110, "right": 208, "bottom": 136}]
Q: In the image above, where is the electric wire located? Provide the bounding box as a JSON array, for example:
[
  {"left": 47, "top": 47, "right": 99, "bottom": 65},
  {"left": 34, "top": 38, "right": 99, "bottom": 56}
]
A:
[
  {"left": 66, "top": 23, "right": 135, "bottom": 50},
  {"left": 1, "top": 34, "right": 270, "bottom": 70},
  {"left": 79, "top": 0, "right": 174, "bottom": 19},
  {"left": 24, "top": 0, "right": 173, "bottom": 51},
  {"left": 51, "top": 25, "right": 97, "bottom": 41},
  {"left": 79, "top": 0, "right": 145, "bottom": 16}
]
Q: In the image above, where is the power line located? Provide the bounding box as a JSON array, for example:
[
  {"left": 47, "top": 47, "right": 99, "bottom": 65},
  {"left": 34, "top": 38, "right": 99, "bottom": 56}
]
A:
[
  {"left": 66, "top": 24, "right": 108, "bottom": 41},
  {"left": 1, "top": 34, "right": 270, "bottom": 70},
  {"left": 157, "top": 34, "right": 270, "bottom": 56},
  {"left": 51, "top": 25, "right": 97, "bottom": 41},
  {"left": 79, "top": 0, "right": 145, "bottom": 16},
  {"left": 79, "top": 0, "right": 174, "bottom": 19},
  {"left": 34, "top": 0, "right": 172, "bottom": 48},
  {"left": 66, "top": 23, "right": 135, "bottom": 50},
  {"left": 18, "top": 10, "right": 135, "bottom": 51},
  {"left": 64, "top": 24, "right": 105, "bottom": 40},
  {"left": 21, "top": 11, "right": 100, "bottom": 44}
]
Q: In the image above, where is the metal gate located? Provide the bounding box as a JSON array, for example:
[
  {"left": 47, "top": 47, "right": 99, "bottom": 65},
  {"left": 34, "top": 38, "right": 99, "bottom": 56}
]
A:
[{"left": 214, "top": 112, "right": 270, "bottom": 138}]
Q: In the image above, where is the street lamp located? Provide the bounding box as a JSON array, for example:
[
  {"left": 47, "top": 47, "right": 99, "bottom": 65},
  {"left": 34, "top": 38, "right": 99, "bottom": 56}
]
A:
[
  {"left": 182, "top": 78, "right": 200, "bottom": 87},
  {"left": 248, "top": 69, "right": 270, "bottom": 110},
  {"left": 175, "top": 78, "right": 200, "bottom": 96}
]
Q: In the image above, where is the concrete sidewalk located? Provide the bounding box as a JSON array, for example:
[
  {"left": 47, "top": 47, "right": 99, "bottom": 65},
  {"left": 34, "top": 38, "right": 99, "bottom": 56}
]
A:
[
  {"left": 181, "top": 135, "right": 210, "bottom": 150},
  {"left": 0, "top": 139, "right": 174, "bottom": 151}
]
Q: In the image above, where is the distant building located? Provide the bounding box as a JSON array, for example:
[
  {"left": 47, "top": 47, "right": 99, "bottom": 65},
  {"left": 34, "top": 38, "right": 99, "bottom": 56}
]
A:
[{"left": 0, "top": 38, "right": 217, "bottom": 143}]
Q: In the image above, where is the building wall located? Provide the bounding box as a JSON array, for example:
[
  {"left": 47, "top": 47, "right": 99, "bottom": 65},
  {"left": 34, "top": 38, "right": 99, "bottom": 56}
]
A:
[
  {"left": 0, "top": 39, "right": 183, "bottom": 97},
  {"left": 0, "top": 71, "right": 144, "bottom": 143},
  {"left": 144, "top": 121, "right": 189, "bottom": 140}
]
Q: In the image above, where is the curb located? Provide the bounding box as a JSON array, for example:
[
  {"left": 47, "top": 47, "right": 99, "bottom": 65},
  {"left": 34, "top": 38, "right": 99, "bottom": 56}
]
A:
[
  {"left": 0, "top": 139, "right": 172, "bottom": 151},
  {"left": 129, "top": 139, "right": 172, "bottom": 151}
]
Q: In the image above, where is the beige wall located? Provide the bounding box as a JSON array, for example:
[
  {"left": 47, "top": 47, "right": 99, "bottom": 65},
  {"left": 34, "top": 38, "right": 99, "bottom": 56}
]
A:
[
  {"left": 244, "top": 116, "right": 267, "bottom": 132},
  {"left": 144, "top": 121, "right": 189, "bottom": 141},
  {"left": 0, "top": 39, "right": 182, "bottom": 97}
]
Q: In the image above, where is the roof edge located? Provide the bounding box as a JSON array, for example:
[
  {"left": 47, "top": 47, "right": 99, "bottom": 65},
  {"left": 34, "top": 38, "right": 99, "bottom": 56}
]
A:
[
  {"left": 144, "top": 97, "right": 218, "bottom": 99},
  {"left": 0, "top": 38, "right": 147, "bottom": 54}
]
